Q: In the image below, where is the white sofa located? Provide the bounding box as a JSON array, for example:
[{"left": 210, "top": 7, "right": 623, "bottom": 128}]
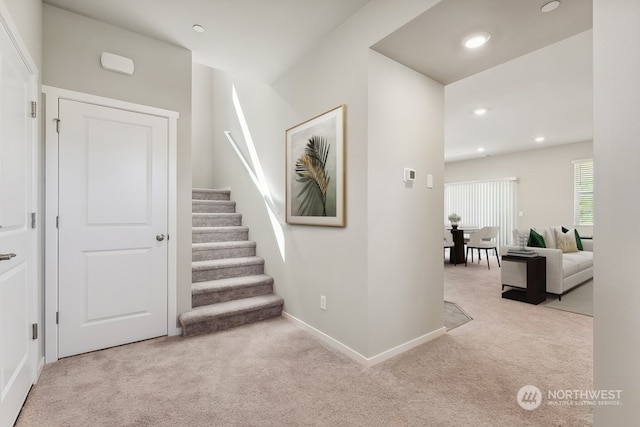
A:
[{"left": 500, "top": 226, "right": 593, "bottom": 299}]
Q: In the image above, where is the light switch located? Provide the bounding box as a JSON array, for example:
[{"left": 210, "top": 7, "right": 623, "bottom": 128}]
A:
[{"left": 427, "top": 174, "right": 434, "bottom": 189}]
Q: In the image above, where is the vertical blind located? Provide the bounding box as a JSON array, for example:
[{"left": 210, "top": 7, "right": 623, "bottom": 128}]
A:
[
  {"left": 444, "top": 178, "right": 517, "bottom": 249},
  {"left": 573, "top": 159, "right": 594, "bottom": 226}
]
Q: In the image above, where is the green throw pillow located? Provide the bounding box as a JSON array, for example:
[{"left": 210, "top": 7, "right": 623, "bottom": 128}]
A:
[
  {"left": 561, "top": 226, "right": 584, "bottom": 250},
  {"left": 527, "top": 229, "right": 546, "bottom": 248}
]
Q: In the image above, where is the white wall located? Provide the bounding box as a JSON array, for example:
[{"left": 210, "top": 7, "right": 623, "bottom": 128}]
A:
[
  {"left": 274, "top": 0, "right": 444, "bottom": 360},
  {"left": 3, "top": 0, "right": 40, "bottom": 65},
  {"left": 201, "top": 0, "right": 443, "bottom": 359},
  {"left": 367, "top": 51, "right": 444, "bottom": 356},
  {"left": 445, "top": 141, "right": 593, "bottom": 236},
  {"left": 593, "top": 0, "right": 640, "bottom": 424},
  {"left": 42, "top": 5, "right": 193, "bottom": 321},
  {"left": 192, "top": 63, "right": 215, "bottom": 188}
]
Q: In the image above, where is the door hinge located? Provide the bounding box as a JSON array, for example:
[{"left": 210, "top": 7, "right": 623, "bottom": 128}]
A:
[
  {"left": 54, "top": 118, "right": 60, "bottom": 133},
  {"left": 31, "top": 101, "right": 37, "bottom": 118},
  {"left": 31, "top": 212, "right": 36, "bottom": 229},
  {"left": 56, "top": 312, "right": 59, "bottom": 324},
  {"left": 32, "top": 323, "right": 38, "bottom": 340},
  {"left": 56, "top": 216, "right": 59, "bottom": 228}
]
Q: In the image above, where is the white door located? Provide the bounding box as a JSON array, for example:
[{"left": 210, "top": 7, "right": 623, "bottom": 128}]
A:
[
  {"left": 0, "top": 17, "right": 36, "bottom": 427},
  {"left": 58, "top": 100, "right": 168, "bottom": 358}
]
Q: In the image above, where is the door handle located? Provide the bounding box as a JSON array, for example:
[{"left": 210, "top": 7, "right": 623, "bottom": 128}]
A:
[
  {"left": 156, "top": 234, "right": 165, "bottom": 242},
  {"left": 0, "top": 253, "right": 16, "bottom": 261}
]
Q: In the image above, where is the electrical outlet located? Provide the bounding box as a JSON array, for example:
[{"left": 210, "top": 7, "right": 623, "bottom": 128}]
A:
[{"left": 320, "top": 295, "right": 327, "bottom": 311}]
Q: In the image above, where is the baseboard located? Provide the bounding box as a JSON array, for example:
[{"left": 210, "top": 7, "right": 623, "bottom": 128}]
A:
[
  {"left": 36, "top": 356, "right": 45, "bottom": 380},
  {"left": 282, "top": 312, "right": 370, "bottom": 365},
  {"left": 367, "top": 326, "right": 446, "bottom": 366},
  {"left": 169, "top": 327, "right": 182, "bottom": 337},
  {"left": 282, "top": 312, "right": 446, "bottom": 368}
]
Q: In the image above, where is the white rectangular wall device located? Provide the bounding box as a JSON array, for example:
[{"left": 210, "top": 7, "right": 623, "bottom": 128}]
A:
[
  {"left": 403, "top": 168, "right": 416, "bottom": 183},
  {"left": 100, "top": 52, "right": 135, "bottom": 76}
]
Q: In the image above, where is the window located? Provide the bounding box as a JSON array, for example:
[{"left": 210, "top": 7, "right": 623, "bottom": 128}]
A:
[
  {"left": 444, "top": 177, "right": 517, "bottom": 248},
  {"left": 573, "top": 159, "right": 594, "bottom": 226}
]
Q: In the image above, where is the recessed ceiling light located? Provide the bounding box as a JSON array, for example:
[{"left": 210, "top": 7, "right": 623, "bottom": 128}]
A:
[
  {"left": 535, "top": 136, "right": 545, "bottom": 143},
  {"left": 193, "top": 24, "right": 205, "bottom": 33},
  {"left": 473, "top": 107, "right": 489, "bottom": 116},
  {"left": 462, "top": 32, "right": 491, "bottom": 49},
  {"left": 541, "top": 1, "right": 561, "bottom": 13},
  {"left": 477, "top": 147, "right": 486, "bottom": 153}
]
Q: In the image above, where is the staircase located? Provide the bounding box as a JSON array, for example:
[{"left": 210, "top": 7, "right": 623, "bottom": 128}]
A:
[{"left": 178, "top": 188, "right": 284, "bottom": 337}]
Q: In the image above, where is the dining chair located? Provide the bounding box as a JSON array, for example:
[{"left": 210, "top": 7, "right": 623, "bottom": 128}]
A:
[
  {"left": 462, "top": 225, "right": 479, "bottom": 244},
  {"left": 444, "top": 227, "right": 455, "bottom": 261},
  {"left": 465, "top": 226, "right": 501, "bottom": 270}
]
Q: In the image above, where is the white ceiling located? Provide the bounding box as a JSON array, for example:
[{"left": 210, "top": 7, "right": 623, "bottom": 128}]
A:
[
  {"left": 43, "top": 0, "right": 593, "bottom": 163},
  {"left": 43, "top": 0, "right": 371, "bottom": 83},
  {"left": 372, "top": 0, "right": 593, "bottom": 162},
  {"left": 444, "top": 30, "right": 592, "bottom": 162}
]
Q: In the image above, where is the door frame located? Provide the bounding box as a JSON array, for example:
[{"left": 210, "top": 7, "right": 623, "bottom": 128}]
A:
[{"left": 43, "top": 86, "right": 179, "bottom": 363}]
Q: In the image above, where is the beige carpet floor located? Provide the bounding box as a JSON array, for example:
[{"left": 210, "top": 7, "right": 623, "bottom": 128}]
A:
[
  {"left": 544, "top": 280, "right": 593, "bottom": 317},
  {"left": 16, "top": 257, "right": 592, "bottom": 427}
]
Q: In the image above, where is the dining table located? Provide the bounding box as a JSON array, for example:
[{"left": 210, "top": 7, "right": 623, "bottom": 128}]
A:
[{"left": 447, "top": 226, "right": 479, "bottom": 265}]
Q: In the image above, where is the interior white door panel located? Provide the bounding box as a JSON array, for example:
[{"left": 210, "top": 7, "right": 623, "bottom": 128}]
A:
[{"left": 57, "top": 100, "right": 168, "bottom": 358}]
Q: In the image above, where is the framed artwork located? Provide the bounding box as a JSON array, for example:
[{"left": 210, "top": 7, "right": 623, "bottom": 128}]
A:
[{"left": 285, "top": 104, "right": 345, "bottom": 226}]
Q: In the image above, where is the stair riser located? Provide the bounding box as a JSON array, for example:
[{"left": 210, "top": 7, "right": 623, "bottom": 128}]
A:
[
  {"left": 192, "top": 201, "right": 236, "bottom": 213},
  {"left": 193, "top": 263, "right": 264, "bottom": 283},
  {"left": 192, "top": 215, "right": 242, "bottom": 227},
  {"left": 192, "top": 246, "right": 256, "bottom": 261},
  {"left": 192, "top": 190, "right": 230, "bottom": 201},
  {"left": 193, "top": 283, "right": 274, "bottom": 307},
  {"left": 181, "top": 304, "right": 283, "bottom": 337},
  {"left": 193, "top": 230, "right": 249, "bottom": 243}
]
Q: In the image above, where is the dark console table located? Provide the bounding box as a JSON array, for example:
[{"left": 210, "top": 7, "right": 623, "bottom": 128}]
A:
[{"left": 501, "top": 255, "right": 546, "bottom": 304}]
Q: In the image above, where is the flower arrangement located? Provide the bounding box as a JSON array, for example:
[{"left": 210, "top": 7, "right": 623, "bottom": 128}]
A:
[{"left": 448, "top": 213, "right": 461, "bottom": 228}]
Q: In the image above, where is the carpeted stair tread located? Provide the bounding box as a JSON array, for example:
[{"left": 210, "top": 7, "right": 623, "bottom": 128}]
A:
[
  {"left": 193, "top": 225, "right": 248, "bottom": 231},
  {"left": 192, "top": 188, "right": 231, "bottom": 201},
  {"left": 192, "top": 212, "right": 242, "bottom": 227},
  {"left": 180, "top": 294, "right": 284, "bottom": 325},
  {"left": 192, "top": 241, "right": 257, "bottom": 261},
  {"left": 192, "top": 226, "right": 249, "bottom": 243},
  {"left": 192, "top": 200, "right": 236, "bottom": 213},
  {"left": 192, "top": 274, "right": 274, "bottom": 296},
  {"left": 192, "top": 257, "right": 265, "bottom": 282},
  {"left": 179, "top": 294, "right": 284, "bottom": 336},
  {"left": 192, "top": 256, "right": 264, "bottom": 270},
  {"left": 191, "top": 275, "right": 275, "bottom": 307},
  {"left": 192, "top": 241, "right": 256, "bottom": 251},
  {"left": 192, "top": 212, "right": 241, "bottom": 219},
  {"left": 184, "top": 294, "right": 283, "bottom": 318}
]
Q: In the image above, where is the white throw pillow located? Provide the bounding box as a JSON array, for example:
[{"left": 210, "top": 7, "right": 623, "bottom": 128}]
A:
[
  {"left": 538, "top": 227, "right": 556, "bottom": 249},
  {"left": 555, "top": 228, "right": 579, "bottom": 253}
]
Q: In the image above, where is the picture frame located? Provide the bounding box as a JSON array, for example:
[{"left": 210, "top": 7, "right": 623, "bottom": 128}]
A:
[{"left": 285, "top": 104, "right": 345, "bottom": 226}]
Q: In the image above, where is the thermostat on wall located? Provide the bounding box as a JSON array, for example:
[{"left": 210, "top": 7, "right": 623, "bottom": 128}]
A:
[{"left": 404, "top": 168, "right": 416, "bottom": 183}]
